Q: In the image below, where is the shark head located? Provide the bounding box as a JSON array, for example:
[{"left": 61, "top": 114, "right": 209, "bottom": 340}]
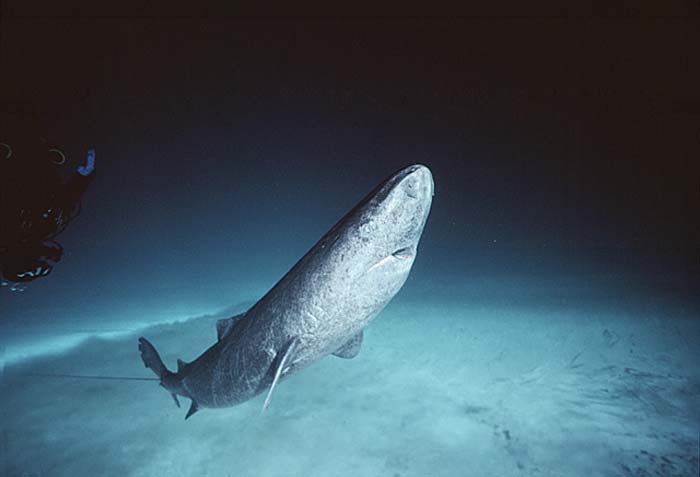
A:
[
  {"left": 257, "top": 163, "right": 434, "bottom": 343},
  {"left": 318, "top": 164, "right": 434, "bottom": 312},
  {"left": 355, "top": 164, "right": 434, "bottom": 270}
]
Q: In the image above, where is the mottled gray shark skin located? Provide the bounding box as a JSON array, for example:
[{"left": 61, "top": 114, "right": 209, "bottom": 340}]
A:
[{"left": 138, "top": 164, "right": 433, "bottom": 418}]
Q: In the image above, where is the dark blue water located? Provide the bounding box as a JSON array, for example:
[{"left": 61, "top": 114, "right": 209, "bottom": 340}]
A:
[{"left": 1, "top": 16, "right": 698, "bottom": 476}]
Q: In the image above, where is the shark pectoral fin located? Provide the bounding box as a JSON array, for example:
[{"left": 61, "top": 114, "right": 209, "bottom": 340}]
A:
[
  {"left": 185, "top": 400, "right": 199, "bottom": 420},
  {"left": 216, "top": 312, "right": 246, "bottom": 341},
  {"left": 333, "top": 330, "right": 364, "bottom": 359},
  {"left": 262, "top": 337, "right": 300, "bottom": 412}
]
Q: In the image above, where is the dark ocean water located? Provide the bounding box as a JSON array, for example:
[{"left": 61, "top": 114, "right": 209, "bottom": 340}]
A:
[{"left": 1, "top": 15, "right": 699, "bottom": 476}]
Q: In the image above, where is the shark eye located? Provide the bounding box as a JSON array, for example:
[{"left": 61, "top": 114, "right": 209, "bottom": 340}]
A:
[{"left": 391, "top": 246, "right": 413, "bottom": 260}]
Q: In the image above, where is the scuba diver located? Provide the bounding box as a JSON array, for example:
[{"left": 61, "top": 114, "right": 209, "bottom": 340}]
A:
[{"left": 0, "top": 101, "right": 96, "bottom": 289}]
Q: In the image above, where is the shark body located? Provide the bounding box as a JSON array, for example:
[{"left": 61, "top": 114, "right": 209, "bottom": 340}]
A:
[{"left": 139, "top": 164, "right": 434, "bottom": 418}]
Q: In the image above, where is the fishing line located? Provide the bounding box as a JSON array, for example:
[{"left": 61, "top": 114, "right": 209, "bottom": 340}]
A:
[{"left": 23, "top": 372, "right": 158, "bottom": 382}]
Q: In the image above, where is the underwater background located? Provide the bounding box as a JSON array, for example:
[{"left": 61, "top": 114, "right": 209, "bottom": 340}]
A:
[{"left": 1, "top": 11, "right": 699, "bottom": 477}]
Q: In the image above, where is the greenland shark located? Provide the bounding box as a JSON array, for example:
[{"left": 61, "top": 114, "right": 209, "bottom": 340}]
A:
[{"left": 138, "top": 164, "right": 434, "bottom": 419}]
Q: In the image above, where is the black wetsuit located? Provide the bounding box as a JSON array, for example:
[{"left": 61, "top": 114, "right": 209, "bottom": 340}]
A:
[{"left": 0, "top": 141, "right": 95, "bottom": 283}]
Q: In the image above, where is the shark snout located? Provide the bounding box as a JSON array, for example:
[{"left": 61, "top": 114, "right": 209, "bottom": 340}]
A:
[{"left": 401, "top": 164, "right": 434, "bottom": 200}]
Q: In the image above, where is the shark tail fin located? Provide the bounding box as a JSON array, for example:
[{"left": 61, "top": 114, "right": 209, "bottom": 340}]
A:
[
  {"left": 139, "top": 337, "right": 189, "bottom": 414},
  {"left": 138, "top": 337, "right": 170, "bottom": 379}
]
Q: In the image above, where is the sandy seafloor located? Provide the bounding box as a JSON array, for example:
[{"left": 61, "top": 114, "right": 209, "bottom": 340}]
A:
[{"left": 1, "top": 279, "right": 699, "bottom": 477}]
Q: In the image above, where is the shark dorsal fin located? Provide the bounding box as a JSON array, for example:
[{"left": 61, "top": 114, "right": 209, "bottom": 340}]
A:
[
  {"left": 216, "top": 312, "right": 246, "bottom": 341},
  {"left": 332, "top": 330, "right": 363, "bottom": 359},
  {"left": 262, "top": 336, "right": 300, "bottom": 412}
]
